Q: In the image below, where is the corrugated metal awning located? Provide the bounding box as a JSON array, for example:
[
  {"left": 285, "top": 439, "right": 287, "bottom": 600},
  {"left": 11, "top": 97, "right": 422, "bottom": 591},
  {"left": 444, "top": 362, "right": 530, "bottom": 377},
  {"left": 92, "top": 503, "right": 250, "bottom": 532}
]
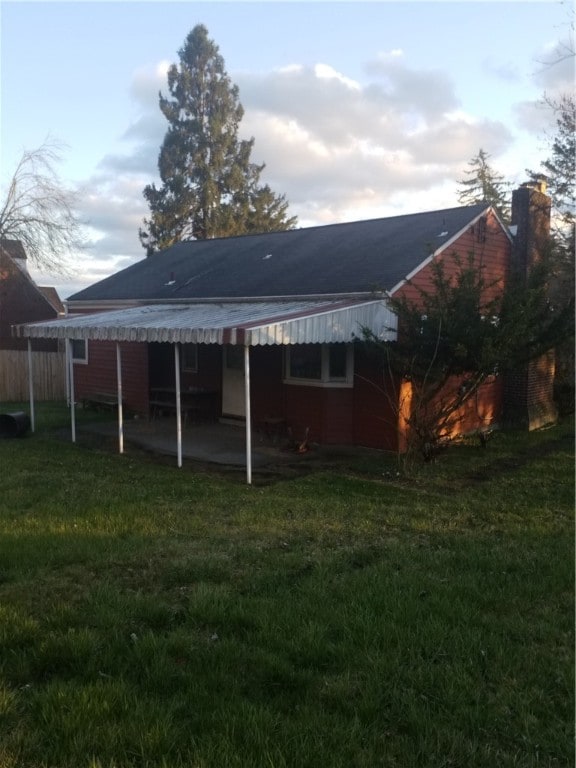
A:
[{"left": 15, "top": 299, "right": 397, "bottom": 345}]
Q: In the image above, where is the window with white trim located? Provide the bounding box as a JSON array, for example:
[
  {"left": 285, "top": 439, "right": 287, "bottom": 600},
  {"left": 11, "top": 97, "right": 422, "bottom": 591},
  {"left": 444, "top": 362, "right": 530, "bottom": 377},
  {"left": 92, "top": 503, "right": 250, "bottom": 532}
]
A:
[
  {"left": 71, "top": 339, "right": 88, "bottom": 364},
  {"left": 284, "top": 344, "right": 353, "bottom": 387},
  {"left": 181, "top": 343, "right": 198, "bottom": 373},
  {"left": 224, "top": 344, "right": 244, "bottom": 371}
]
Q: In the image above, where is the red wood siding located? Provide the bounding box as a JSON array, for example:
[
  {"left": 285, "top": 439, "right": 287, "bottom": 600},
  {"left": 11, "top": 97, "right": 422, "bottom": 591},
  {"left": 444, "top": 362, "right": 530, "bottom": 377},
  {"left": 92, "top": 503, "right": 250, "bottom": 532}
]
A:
[
  {"left": 463, "top": 377, "right": 502, "bottom": 433},
  {"left": 284, "top": 384, "right": 354, "bottom": 445},
  {"left": 395, "top": 211, "right": 510, "bottom": 305},
  {"left": 426, "top": 376, "right": 503, "bottom": 440},
  {"left": 323, "top": 388, "right": 354, "bottom": 444},
  {"left": 352, "top": 344, "right": 400, "bottom": 451},
  {"left": 74, "top": 341, "right": 149, "bottom": 414},
  {"left": 249, "top": 346, "right": 284, "bottom": 423},
  {"left": 284, "top": 386, "right": 324, "bottom": 444},
  {"left": 388, "top": 211, "right": 511, "bottom": 443}
]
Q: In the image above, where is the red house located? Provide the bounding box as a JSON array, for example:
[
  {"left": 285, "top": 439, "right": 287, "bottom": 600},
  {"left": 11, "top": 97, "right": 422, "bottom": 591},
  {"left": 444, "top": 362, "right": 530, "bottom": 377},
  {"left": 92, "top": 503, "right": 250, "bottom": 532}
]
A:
[
  {"left": 1, "top": 239, "right": 65, "bottom": 401},
  {"left": 0, "top": 240, "right": 64, "bottom": 350},
  {"left": 16, "top": 183, "right": 556, "bottom": 472}
]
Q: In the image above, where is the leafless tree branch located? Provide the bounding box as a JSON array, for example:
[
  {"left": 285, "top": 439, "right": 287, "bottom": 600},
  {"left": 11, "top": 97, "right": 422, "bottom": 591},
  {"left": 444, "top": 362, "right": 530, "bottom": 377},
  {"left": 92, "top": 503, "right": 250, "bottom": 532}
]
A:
[{"left": 0, "top": 140, "right": 87, "bottom": 275}]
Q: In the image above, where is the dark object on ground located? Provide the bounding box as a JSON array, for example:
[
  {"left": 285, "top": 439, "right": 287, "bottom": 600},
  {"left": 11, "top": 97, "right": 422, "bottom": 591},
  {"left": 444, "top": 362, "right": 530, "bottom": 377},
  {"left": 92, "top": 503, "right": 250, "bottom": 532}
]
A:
[
  {"left": 0, "top": 411, "right": 31, "bottom": 438},
  {"left": 554, "top": 383, "right": 575, "bottom": 417}
]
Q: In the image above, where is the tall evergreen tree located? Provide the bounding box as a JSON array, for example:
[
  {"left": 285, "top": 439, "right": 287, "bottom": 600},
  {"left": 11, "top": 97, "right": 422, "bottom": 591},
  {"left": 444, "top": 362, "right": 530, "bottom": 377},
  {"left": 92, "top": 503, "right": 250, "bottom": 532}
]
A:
[
  {"left": 540, "top": 95, "right": 575, "bottom": 224},
  {"left": 530, "top": 95, "right": 575, "bottom": 296},
  {"left": 140, "top": 24, "right": 296, "bottom": 255},
  {"left": 528, "top": 94, "right": 575, "bottom": 401},
  {"left": 457, "top": 149, "right": 510, "bottom": 222}
]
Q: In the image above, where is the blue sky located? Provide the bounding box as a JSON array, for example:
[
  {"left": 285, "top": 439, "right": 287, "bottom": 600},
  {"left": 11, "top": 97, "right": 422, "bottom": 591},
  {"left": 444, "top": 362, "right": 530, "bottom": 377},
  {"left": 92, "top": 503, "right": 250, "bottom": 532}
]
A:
[{"left": 1, "top": 1, "right": 573, "bottom": 297}]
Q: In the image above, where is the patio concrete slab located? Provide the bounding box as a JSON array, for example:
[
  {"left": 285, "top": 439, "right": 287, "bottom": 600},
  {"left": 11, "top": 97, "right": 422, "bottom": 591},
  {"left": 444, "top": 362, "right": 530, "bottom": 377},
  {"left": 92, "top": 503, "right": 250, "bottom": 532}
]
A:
[{"left": 79, "top": 417, "right": 292, "bottom": 468}]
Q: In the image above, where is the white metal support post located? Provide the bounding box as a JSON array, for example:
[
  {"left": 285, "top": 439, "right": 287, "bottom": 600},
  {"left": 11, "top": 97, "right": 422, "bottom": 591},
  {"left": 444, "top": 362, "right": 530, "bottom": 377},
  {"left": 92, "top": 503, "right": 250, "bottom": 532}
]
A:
[
  {"left": 27, "top": 339, "right": 35, "bottom": 432},
  {"left": 244, "top": 344, "right": 252, "bottom": 485},
  {"left": 65, "top": 339, "right": 71, "bottom": 406},
  {"left": 116, "top": 343, "right": 124, "bottom": 454},
  {"left": 174, "top": 343, "right": 183, "bottom": 468},
  {"left": 67, "top": 338, "right": 76, "bottom": 443}
]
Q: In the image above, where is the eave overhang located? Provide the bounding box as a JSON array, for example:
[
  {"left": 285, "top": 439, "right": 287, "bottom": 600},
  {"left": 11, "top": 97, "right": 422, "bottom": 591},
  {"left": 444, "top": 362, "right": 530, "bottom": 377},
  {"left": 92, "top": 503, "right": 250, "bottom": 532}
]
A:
[{"left": 14, "top": 299, "right": 397, "bottom": 346}]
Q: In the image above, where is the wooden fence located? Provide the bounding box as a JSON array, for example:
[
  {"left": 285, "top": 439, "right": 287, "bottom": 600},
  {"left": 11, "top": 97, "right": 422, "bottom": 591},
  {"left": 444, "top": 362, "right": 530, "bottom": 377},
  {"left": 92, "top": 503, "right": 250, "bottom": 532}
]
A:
[{"left": 0, "top": 350, "right": 67, "bottom": 402}]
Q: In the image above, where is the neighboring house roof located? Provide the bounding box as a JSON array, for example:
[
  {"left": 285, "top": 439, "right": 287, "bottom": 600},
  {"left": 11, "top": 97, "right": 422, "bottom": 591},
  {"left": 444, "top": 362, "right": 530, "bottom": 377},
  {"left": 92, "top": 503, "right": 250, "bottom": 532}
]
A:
[
  {"left": 0, "top": 240, "right": 64, "bottom": 313},
  {"left": 0, "top": 239, "right": 28, "bottom": 262},
  {"left": 17, "top": 299, "right": 397, "bottom": 346},
  {"left": 37, "top": 286, "right": 65, "bottom": 315},
  {"left": 68, "top": 203, "right": 490, "bottom": 303},
  {"left": 0, "top": 240, "right": 61, "bottom": 346}
]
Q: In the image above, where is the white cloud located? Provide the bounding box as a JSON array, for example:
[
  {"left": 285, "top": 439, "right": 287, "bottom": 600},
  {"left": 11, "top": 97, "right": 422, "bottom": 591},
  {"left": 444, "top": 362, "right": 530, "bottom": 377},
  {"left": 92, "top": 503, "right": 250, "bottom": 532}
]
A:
[
  {"left": 314, "top": 63, "right": 361, "bottom": 91},
  {"left": 238, "top": 63, "right": 512, "bottom": 222},
  {"left": 74, "top": 175, "right": 149, "bottom": 262},
  {"left": 370, "top": 49, "right": 405, "bottom": 63},
  {"left": 129, "top": 60, "right": 171, "bottom": 108},
  {"left": 532, "top": 36, "right": 575, "bottom": 95},
  {"left": 513, "top": 98, "right": 556, "bottom": 136},
  {"left": 482, "top": 56, "right": 521, "bottom": 84},
  {"left": 65, "top": 46, "right": 527, "bottom": 272}
]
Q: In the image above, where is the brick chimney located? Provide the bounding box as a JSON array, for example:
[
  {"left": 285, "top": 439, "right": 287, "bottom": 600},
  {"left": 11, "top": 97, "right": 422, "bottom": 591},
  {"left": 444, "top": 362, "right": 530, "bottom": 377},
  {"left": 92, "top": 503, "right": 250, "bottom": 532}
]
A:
[
  {"left": 510, "top": 178, "right": 551, "bottom": 275},
  {"left": 503, "top": 180, "right": 558, "bottom": 430}
]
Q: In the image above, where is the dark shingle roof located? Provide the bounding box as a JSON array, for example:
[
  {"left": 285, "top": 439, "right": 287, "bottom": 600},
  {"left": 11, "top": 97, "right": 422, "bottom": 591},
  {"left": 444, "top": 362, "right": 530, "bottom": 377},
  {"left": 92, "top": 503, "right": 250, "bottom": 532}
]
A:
[
  {"left": 37, "top": 286, "right": 65, "bottom": 314},
  {"left": 0, "top": 239, "right": 28, "bottom": 262},
  {"left": 68, "top": 203, "right": 489, "bottom": 302}
]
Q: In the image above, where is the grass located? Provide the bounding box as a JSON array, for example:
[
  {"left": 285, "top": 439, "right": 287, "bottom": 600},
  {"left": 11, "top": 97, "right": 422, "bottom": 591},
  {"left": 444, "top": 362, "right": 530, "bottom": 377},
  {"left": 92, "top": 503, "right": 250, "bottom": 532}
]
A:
[{"left": 0, "top": 402, "right": 573, "bottom": 767}]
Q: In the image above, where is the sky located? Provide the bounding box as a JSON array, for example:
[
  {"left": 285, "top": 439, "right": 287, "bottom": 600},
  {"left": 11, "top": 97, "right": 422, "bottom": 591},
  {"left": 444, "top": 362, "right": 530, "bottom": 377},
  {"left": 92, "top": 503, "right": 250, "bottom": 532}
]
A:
[{"left": 1, "top": 0, "right": 573, "bottom": 299}]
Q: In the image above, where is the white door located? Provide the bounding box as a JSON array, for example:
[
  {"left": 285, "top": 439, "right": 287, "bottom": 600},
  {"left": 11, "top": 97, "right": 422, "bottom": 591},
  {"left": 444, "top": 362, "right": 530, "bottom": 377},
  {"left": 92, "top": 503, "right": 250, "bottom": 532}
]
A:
[{"left": 222, "top": 345, "right": 245, "bottom": 419}]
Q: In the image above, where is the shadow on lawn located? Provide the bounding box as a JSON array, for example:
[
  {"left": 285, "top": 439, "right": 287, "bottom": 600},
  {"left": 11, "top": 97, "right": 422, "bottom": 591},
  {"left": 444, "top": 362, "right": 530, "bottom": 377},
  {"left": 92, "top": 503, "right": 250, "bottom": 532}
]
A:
[
  {"left": 464, "top": 430, "right": 575, "bottom": 483},
  {"left": 43, "top": 414, "right": 575, "bottom": 488}
]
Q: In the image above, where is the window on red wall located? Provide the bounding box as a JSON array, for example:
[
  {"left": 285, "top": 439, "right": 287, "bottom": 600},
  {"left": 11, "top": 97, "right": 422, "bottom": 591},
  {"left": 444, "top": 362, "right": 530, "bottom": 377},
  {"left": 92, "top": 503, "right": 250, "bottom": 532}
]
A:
[
  {"left": 181, "top": 343, "right": 198, "bottom": 373},
  {"left": 284, "top": 344, "right": 353, "bottom": 387},
  {"left": 71, "top": 339, "right": 88, "bottom": 364},
  {"left": 288, "top": 345, "right": 322, "bottom": 379}
]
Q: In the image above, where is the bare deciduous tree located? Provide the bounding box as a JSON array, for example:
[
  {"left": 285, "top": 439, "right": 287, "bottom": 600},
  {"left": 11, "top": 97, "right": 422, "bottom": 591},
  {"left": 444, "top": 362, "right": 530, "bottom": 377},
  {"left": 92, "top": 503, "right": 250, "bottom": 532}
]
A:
[{"left": 0, "top": 140, "right": 85, "bottom": 275}]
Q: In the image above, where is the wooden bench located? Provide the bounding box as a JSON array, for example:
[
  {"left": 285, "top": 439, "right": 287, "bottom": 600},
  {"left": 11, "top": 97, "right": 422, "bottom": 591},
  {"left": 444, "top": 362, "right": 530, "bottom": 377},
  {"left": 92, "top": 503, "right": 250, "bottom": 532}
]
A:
[
  {"left": 82, "top": 393, "right": 122, "bottom": 412},
  {"left": 149, "top": 399, "right": 206, "bottom": 425},
  {"left": 149, "top": 388, "right": 219, "bottom": 424},
  {"left": 149, "top": 399, "right": 177, "bottom": 416}
]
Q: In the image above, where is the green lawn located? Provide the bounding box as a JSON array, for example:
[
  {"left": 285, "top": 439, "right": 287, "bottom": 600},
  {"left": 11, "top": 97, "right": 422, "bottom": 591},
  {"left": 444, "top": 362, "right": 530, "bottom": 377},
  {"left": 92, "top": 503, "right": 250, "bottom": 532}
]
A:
[{"left": 0, "top": 403, "right": 573, "bottom": 767}]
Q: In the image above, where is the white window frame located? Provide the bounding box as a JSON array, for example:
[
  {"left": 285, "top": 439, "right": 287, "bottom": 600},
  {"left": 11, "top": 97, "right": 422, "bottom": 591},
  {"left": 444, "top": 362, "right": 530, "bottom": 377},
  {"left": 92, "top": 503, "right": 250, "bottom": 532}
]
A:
[
  {"left": 71, "top": 339, "right": 88, "bottom": 365},
  {"left": 224, "top": 344, "right": 244, "bottom": 371},
  {"left": 181, "top": 343, "right": 199, "bottom": 373},
  {"left": 283, "top": 343, "right": 354, "bottom": 388}
]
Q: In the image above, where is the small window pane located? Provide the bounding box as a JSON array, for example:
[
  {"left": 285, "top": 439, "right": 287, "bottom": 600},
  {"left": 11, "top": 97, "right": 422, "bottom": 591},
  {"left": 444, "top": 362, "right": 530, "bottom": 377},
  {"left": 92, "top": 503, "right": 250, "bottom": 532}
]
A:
[
  {"left": 71, "top": 339, "right": 87, "bottom": 362},
  {"left": 328, "top": 345, "right": 347, "bottom": 379},
  {"left": 181, "top": 344, "right": 198, "bottom": 372},
  {"left": 289, "top": 345, "right": 321, "bottom": 379},
  {"left": 225, "top": 345, "right": 244, "bottom": 371}
]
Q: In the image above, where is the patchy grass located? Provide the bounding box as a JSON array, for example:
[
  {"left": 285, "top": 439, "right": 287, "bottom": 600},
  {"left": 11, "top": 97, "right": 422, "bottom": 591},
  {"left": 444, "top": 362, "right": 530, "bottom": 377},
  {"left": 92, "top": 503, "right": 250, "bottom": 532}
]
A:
[{"left": 0, "top": 402, "right": 573, "bottom": 767}]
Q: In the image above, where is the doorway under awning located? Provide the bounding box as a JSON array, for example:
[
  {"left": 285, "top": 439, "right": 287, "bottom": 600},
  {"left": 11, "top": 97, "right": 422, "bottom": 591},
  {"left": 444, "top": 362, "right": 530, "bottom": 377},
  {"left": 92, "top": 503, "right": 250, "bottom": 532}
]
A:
[{"left": 14, "top": 298, "right": 397, "bottom": 483}]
